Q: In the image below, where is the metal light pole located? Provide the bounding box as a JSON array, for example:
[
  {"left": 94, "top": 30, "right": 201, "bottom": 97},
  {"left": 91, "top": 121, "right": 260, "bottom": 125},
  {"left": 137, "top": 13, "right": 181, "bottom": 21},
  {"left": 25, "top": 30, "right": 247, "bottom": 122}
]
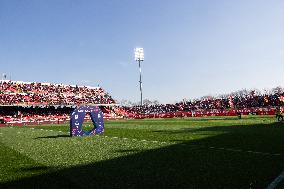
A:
[{"left": 134, "top": 48, "right": 144, "bottom": 106}]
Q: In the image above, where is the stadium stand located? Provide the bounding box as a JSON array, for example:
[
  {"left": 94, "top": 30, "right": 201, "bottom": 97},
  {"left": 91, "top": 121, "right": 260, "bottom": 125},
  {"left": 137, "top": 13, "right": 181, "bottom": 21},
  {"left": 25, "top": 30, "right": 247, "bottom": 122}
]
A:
[
  {"left": 1, "top": 80, "right": 284, "bottom": 125},
  {"left": 0, "top": 80, "right": 115, "bottom": 105},
  {"left": 120, "top": 89, "right": 284, "bottom": 119},
  {"left": 0, "top": 80, "right": 118, "bottom": 125}
]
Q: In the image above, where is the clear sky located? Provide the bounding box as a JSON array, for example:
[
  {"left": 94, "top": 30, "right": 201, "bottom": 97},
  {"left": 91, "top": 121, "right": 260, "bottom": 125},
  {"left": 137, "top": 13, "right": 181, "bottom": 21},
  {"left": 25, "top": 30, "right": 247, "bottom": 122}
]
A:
[{"left": 0, "top": 0, "right": 284, "bottom": 104}]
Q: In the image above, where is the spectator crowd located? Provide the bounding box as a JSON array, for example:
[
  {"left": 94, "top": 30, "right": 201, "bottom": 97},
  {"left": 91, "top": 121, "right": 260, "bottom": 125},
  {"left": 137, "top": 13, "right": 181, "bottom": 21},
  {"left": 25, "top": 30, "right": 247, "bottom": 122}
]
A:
[
  {"left": 0, "top": 105, "right": 119, "bottom": 125},
  {"left": 1, "top": 80, "right": 284, "bottom": 124},
  {"left": 0, "top": 80, "right": 117, "bottom": 124},
  {"left": 122, "top": 88, "right": 284, "bottom": 115},
  {"left": 0, "top": 80, "right": 116, "bottom": 105}
]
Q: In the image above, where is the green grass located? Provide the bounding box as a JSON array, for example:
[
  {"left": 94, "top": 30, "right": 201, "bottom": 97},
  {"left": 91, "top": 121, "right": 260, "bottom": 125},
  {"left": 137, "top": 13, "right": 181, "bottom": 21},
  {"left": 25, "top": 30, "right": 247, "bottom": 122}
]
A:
[{"left": 1, "top": 116, "right": 284, "bottom": 188}]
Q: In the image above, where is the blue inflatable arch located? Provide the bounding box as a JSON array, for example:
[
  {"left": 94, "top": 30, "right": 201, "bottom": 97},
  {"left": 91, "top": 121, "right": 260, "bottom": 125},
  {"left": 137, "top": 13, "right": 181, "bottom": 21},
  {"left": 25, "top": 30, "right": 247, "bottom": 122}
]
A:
[{"left": 70, "top": 106, "right": 104, "bottom": 137}]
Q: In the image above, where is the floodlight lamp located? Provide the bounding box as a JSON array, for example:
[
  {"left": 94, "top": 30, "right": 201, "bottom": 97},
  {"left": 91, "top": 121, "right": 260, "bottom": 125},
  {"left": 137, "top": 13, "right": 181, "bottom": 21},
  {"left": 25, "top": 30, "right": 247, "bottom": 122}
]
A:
[{"left": 134, "top": 48, "right": 144, "bottom": 61}]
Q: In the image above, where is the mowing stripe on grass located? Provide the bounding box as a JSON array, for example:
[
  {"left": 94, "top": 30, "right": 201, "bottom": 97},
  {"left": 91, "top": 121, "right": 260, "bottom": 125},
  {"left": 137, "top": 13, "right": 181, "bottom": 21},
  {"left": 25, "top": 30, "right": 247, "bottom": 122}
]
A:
[
  {"left": 0, "top": 127, "right": 169, "bottom": 169},
  {"left": 106, "top": 136, "right": 282, "bottom": 157},
  {"left": 29, "top": 127, "right": 167, "bottom": 149},
  {"left": 266, "top": 171, "right": 284, "bottom": 189},
  {"left": 31, "top": 127, "right": 283, "bottom": 157}
]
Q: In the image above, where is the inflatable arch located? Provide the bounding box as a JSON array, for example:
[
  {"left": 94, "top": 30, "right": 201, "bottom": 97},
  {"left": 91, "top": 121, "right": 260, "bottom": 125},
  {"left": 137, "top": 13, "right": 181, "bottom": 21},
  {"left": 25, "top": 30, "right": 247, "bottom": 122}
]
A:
[{"left": 70, "top": 106, "right": 104, "bottom": 137}]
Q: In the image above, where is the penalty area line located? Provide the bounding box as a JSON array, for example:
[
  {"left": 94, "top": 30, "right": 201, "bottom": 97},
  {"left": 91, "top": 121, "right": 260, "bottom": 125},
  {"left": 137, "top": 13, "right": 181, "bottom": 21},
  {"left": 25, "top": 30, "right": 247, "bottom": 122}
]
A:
[{"left": 266, "top": 171, "right": 284, "bottom": 189}]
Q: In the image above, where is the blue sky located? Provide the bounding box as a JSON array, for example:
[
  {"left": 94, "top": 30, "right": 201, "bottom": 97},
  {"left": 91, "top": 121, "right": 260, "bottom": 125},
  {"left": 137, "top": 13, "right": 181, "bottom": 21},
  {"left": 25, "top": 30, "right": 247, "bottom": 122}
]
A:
[{"left": 0, "top": 0, "right": 284, "bottom": 103}]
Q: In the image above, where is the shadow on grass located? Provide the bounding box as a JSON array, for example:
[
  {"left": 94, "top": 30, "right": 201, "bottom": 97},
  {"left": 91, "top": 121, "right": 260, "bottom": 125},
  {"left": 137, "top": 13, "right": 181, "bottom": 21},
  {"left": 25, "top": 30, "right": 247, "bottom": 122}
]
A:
[
  {"left": 19, "top": 166, "right": 50, "bottom": 172},
  {"left": 153, "top": 121, "right": 284, "bottom": 134},
  {"left": 179, "top": 116, "right": 272, "bottom": 121},
  {"left": 183, "top": 117, "right": 241, "bottom": 121},
  {"left": 35, "top": 134, "right": 70, "bottom": 139},
  {"left": 191, "top": 122, "right": 284, "bottom": 134},
  {"left": 153, "top": 122, "right": 284, "bottom": 154},
  {"left": 2, "top": 123, "right": 284, "bottom": 189}
]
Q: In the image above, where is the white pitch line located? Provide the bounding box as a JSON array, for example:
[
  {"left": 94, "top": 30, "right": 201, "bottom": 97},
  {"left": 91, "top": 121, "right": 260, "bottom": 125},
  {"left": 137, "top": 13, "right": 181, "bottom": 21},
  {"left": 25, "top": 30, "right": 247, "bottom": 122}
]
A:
[
  {"left": 266, "top": 171, "right": 284, "bottom": 189},
  {"left": 107, "top": 136, "right": 169, "bottom": 145},
  {"left": 211, "top": 147, "right": 281, "bottom": 157},
  {"left": 35, "top": 129, "right": 280, "bottom": 157},
  {"left": 228, "top": 149, "right": 242, "bottom": 152},
  {"left": 272, "top": 153, "right": 281, "bottom": 156},
  {"left": 170, "top": 143, "right": 281, "bottom": 157}
]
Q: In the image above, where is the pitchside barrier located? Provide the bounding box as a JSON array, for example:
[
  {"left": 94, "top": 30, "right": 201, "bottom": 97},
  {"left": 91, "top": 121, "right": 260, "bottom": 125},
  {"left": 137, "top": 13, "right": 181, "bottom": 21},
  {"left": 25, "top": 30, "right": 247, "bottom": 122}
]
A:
[
  {"left": 70, "top": 106, "right": 104, "bottom": 137},
  {"left": 127, "top": 107, "right": 279, "bottom": 119},
  {"left": 0, "top": 106, "right": 282, "bottom": 127}
]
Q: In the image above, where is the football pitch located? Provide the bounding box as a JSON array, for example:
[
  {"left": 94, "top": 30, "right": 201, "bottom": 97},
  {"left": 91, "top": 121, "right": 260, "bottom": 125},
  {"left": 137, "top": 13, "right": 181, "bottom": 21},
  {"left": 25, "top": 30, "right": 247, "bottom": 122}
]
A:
[{"left": 1, "top": 116, "right": 284, "bottom": 188}]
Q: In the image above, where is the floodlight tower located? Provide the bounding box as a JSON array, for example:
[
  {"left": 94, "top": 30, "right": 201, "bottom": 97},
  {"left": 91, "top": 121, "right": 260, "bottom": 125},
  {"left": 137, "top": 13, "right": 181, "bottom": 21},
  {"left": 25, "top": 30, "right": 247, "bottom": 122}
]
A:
[{"left": 134, "top": 48, "right": 144, "bottom": 106}]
